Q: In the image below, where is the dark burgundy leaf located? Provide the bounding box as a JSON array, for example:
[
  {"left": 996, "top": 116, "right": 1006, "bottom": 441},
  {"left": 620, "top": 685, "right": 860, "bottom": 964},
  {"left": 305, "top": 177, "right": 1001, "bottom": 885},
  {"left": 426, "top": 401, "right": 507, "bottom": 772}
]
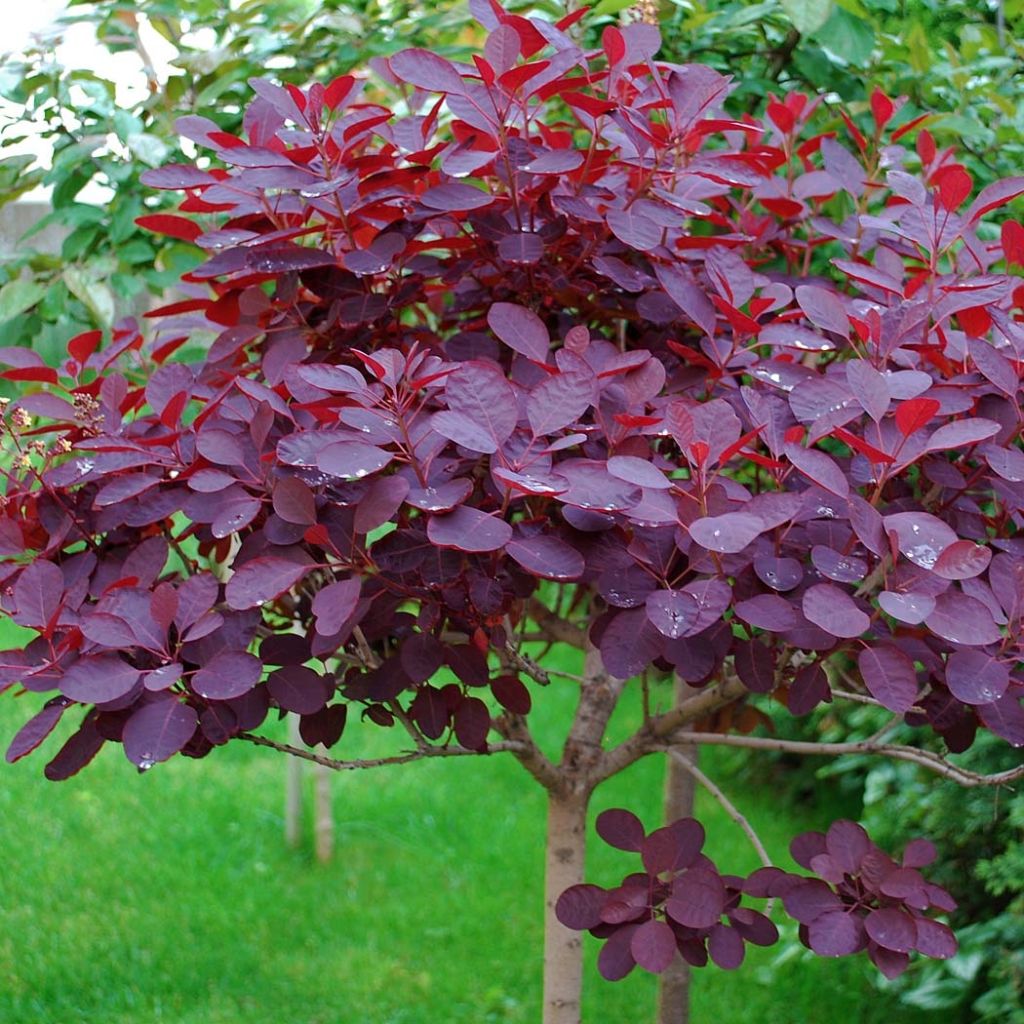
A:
[
  {"left": 491, "top": 675, "right": 531, "bottom": 714},
  {"left": 267, "top": 666, "right": 330, "bottom": 714},
  {"left": 507, "top": 535, "right": 584, "bottom": 581},
  {"left": 945, "top": 650, "right": 1010, "bottom": 705},
  {"left": 60, "top": 657, "right": 140, "bottom": 704},
  {"left": 802, "top": 584, "right": 870, "bottom": 639},
  {"left": 858, "top": 646, "right": 918, "bottom": 713},
  {"left": 925, "top": 592, "right": 1003, "bottom": 646},
  {"left": 597, "top": 924, "right": 639, "bottom": 981},
  {"left": 487, "top": 302, "right": 550, "bottom": 361},
  {"left": 666, "top": 867, "right": 726, "bottom": 929},
  {"left": 865, "top": 908, "right": 916, "bottom": 953},
  {"left": 5, "top": 699, "right": 69, "bottom": 763},
  {"left": 913, "top": 918, "right": 957, "bottom": 959},
  {"left": 707, "top": 923, "right": 745, "bottom": 969},
  {"left": 122, "top": 699, "right": 198, "bottom": 767},
  {"left": 192, "top": 651, "right": 262, "bottom": 701},
  {"left": 317, "top": 441, "right": 392, "bottom": 480},
  {"left": 13, "top": 561, "right": 63, "bottom": 629},
  {"left": 555, "top": 884, "right": 607, "bottom": 930},
  {"left": 688, "top": 513, "right": 764, "bottom": 553},
  {"left": 427, "top": 506, "right": 512, "bottom": 552},
  {"left": 312, "top": 579, "right": 361, "bottom": 636},
  {"left": 631, "top": 920, "right": 678, "bottom": 974},
  {"left": 272, "top": 477, "right": 317, "bottom": 525},
  {"left": 596, "top": 808, "right": 646, "bottom": 852},
  {"left": 642, "top": 819, "right": 704, "bottom": 874},
  {"left": 298, "top": 704, "right": 347, "bottom": 749},
  {"left": 808, "top": 910, "right": 863, "bottom": 957},
  {"left": 453, "top": 696, "right": 490, "bottom": 749},
  {"left": 782, "top": 879, "right": 842, "bottom": 925},
  {"left": 44, "top": 714, "right": 105, "bottom": 781},
  {"left": 932, "top": 540, "right": 992, "bottom": 581},
  {"left": 225, "top": 557, "right": 310, "bottom": 610}
]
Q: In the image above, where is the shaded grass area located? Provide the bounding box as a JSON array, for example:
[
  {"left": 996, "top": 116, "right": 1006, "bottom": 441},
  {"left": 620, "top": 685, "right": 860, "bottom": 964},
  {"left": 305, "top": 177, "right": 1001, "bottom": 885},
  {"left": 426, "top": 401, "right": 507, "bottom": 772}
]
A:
[{"left": 0, "top": 675, "right": 932, "bottom": 1024}]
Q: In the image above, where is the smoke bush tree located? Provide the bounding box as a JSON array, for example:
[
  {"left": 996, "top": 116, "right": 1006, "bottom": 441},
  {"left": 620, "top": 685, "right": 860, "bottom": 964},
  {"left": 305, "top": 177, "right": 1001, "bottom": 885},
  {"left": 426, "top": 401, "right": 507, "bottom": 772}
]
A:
[{"left": 2, "top": 4, "right": 1023, "bottom": 1021}]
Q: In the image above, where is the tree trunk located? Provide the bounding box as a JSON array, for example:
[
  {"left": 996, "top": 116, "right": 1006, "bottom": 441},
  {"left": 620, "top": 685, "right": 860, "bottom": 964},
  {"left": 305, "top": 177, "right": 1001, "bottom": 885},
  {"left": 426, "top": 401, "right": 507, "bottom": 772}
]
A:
[
  {"left": 314, "top": 752, "right": 334, "bottom": 863},
  {"left": 657, "top": 677, "right": 698, "bottom": 1024},
  {"left": 543, "top": 786, "right": 590, "bottom": 1024},
  {"left": 285, "top": 715, "right": 303, "bottom": 848}
]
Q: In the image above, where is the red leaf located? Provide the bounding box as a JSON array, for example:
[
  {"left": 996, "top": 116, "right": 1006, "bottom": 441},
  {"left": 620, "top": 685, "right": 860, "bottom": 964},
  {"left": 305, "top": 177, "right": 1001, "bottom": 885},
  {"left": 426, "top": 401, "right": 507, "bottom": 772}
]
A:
[
  {"left": 602, "top": 26, "right": 626, "bottom": 66},
  {"left": 894, "top": 397, "right": 939, "bottom": 437},
  {"left": 934, "top": 165, "right": 972, "bottom": 212},
  {"left": 870, "top": 88, "right": 894, "bottom": 131},
  {"left": 1001, "top": 220, "right": 1024, "bottom": 267},
  {"left": 68, "top": 329, "right": 102, "bottom": 365},
  {"left": 135, "top": 214, "right": 202, "bottom": 242},
  {"left": 832, "top": 426, "right": 895, "bottom": 465},
  {"left": 2, "top": 366, "right": 58, "bottom": 384}
]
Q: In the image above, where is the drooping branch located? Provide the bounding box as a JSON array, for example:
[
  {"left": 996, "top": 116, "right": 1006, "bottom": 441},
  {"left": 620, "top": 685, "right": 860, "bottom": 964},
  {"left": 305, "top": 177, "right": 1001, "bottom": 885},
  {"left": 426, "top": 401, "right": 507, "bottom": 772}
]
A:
[
  {"left": 668, "top": 749, "right": 772, "bottom": 871},
  {"left": 240, "top": 731, "right": 529, "bottom": 771},
  {"left": 665, "top": 732, "right": 1024, "bottom": 788}
]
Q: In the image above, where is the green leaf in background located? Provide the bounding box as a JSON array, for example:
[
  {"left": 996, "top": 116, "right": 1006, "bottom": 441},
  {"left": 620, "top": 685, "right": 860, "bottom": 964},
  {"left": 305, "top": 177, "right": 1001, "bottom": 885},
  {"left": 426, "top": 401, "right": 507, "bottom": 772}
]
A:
[
  {"left": 0, "top": 278, "right": 47, "bottom": 321},
  {"left": 815, "top": 6, "right": 875, "bottom": 66},
  {"left": 781, "top": 0, "right": 834, "bottom": 35},
  {"left": 591, "top": 0, "right": 638, "bottom": 15},
  {"left": 907, "top": 21, "right": 931, "bottom": 75},
  {"left": 63, "top": 267, "right": 115, "bottom": 325}
]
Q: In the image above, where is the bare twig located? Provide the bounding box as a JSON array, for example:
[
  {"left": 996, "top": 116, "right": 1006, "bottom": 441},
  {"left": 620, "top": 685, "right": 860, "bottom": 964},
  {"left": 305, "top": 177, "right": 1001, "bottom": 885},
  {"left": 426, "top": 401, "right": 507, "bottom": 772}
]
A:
[
  {"left": 668, "top": 748, "right": 776, "bottom": 913},
  {"left": 667, "top": 732, "right": 1024, "bottom": 789},
  {"left": 239, "top": 731, "right": 527, "bottom": 771}
]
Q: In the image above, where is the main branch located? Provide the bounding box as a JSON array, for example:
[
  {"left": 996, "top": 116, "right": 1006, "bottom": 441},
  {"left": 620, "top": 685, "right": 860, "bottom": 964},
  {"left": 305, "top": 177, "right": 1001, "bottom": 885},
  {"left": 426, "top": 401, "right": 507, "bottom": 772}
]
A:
[{"left": 664, "top": 732, "right": 1024, "bottom": 788}]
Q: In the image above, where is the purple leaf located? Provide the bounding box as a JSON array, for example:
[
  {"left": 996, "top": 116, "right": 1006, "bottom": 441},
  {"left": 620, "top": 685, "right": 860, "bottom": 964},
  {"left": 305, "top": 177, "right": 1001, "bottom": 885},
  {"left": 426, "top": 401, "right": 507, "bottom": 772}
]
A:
[
  {"left": 858, "top": 646, "right": 918, "bottom": 713},
  {"left": 913, "top": 919, "right": 957, "bottom": 959},
  {"left": 925, "top": 592, "right": 1003, "bottom": 646},
  {"left": 13, "top": 561, "right": 63, "bottom": 629},
  {"left": 192, "top": 651, "right": 262, "bottom": 700},
  {"left": 865, "top": 908, "right": 916, "bottom": 953},
  {"left": 932, "top": 540, "right": 991, "bottom": 581},
  {"left": 316, "top": 441, "right": 392, "bottom": 480},
  {"left": 426, "top": 506, "right": 512, "bottom": 552},
  {"left": 789, "top": 663, "right": 831, "bottom": 715},
  {"left": 945, "top": 650, "right": 1009, "bottom": 705},
  {"left": 506, "top": 535, "right": 584, "bottom": 581},
  {"left": 795, "top": 284, "right": 848, "bottom": 335},
  {"left": 421, "top": 183, "right": 493, "bottom": 211},
  {"left": 600, "top": 608, "right": 664, "bottom": 680},
  {"left": 453, "top": 696, "right": 490, "bottom": 749},
  {"left": 597, "top": 924, "right": 639, "bottom": 981},
  {"left": 312, "top": 579, "right": 361, "bottom": 636},
  {"left": 606, "top": 208, "right": 662, "bottom": 251},
  {"left": 808, "top": 910, "right": 863, "bottom": 957},
  {"left": 435, "top": 362, "right": 517, "bottom": 453},
  {"left": 782, "top": 879, "right": 842, "bottom": 925},
  {"left": 631, "top": 920, "right": 678, "bottom": 974},
  {"left": 487, "top": 302, "right": 550, "bottom": 362},
  {"left": 666, "top": 867, "right": 726, "bottom": 929},
  {"left": 299, "top": 704, "right": 347, "bottom": 749},
  {"left": 225, "top": 557, "right": 310, "bottom": 610},
  {"left": 925, "top": 419, "right": 1000, "bottom": 452},
  {"left": 61, "top": 657, "right": 140, "bottom": 704},
  {"left": 883, "top": 512, "right": 957, "bottom": 571},
  {"left": 272, "top": 477, "right": 317, "bottom": 525},
  {"left": 902, "top": 838, "right": 937, "bottom": 868},
  {"left": 688, "top": 512, "right": 765, "bottom": 553},
  {"left": 607, "top": 456, "right": 671, "bottom": 490},
  {"left": 846, "top": 361, "right": 890, "bottom": 421},
  {"left": 754, "top": 556, "right": 803, "bottom": 591},
  {"left": 526, "top": 371, "right": 594, "bottom": 435},
  {"left": 556, "top": 884, "right": 606, "bottom": 930},
  {"left": 826, "top": 820, "right": 871, "bottom": 874},
  {"left": 498, "top": 232, "right": 544, "bottom": 264},
  {"left": 267, "top": 666, "right": 330, "bottom": 714},
  {"left": 642, "top": 819, "right": 705, "bottom": 874},
  {"left": 5, "top": 699, "right": 68, "bottom": 763},
  {"left": 802, "top": 584, "right": 870, "bottom": 639},
  {"left": 708, "top": 924, "right": 746, "bottom": 969},
  {"left": 596, "top": 809, "right": 646, "bottom": 852},
  {"left": 734, "top": 594, "right": 798, "bottom": 632},
  {"left": 44, "top": 714, "right": 105, "bottom": 781},
  {"left": 977, "top": 695, "right": 1024, "bottom": 746},
  {"left": 122, "top": 699, "right": 198, "bottom": 767},
  {"left": 784, "top": 443, "right": 850, "bottom": 497},
  {"left": 645, "top": 590, "right": 700, "bottom": 639},
  {"left": 878, "top": 591, "right": 936, "bottom": 625},
  {"left": 389, "top": 48, "right": 467, "bottom": 93}
]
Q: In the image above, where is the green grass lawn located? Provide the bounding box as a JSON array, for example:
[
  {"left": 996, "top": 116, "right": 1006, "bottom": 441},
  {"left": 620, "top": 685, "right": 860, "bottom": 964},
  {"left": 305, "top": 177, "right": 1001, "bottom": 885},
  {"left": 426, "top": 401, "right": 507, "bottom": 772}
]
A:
[{"left": 0, "top": 633, "right": 931, "bottom": 1024}]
